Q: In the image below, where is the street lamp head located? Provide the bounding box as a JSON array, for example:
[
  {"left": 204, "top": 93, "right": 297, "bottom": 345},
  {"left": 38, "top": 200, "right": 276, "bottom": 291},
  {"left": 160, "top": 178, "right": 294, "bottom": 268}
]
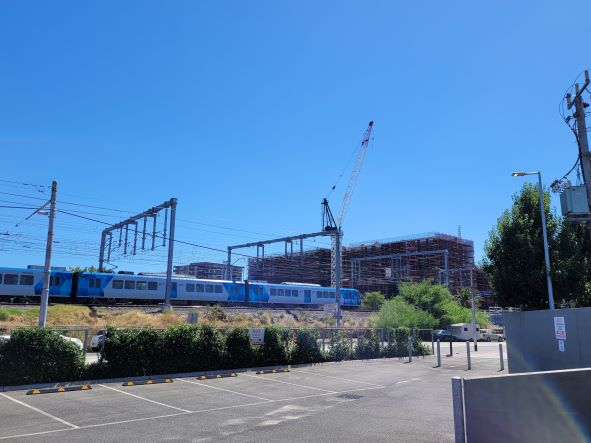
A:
[{"left": 511, "top": 171, "right": 539, "bottom": 177}]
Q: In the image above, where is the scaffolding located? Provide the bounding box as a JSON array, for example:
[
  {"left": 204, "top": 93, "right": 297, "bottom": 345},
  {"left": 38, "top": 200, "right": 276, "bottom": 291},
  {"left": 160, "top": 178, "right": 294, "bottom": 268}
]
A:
[{"left": 247, "top": 232, "right": 488, "bottom": 297}]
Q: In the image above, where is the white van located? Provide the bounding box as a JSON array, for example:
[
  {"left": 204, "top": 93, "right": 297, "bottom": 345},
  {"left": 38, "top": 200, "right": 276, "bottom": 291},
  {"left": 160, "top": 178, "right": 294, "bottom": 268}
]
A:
[{"left": 448, "top": 323, "right": 480, "bottom": 341}]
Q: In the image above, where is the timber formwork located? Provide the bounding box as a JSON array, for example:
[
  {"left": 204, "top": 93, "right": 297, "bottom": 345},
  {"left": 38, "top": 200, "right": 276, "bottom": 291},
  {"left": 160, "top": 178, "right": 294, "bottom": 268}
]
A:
[{"left": 247, "top": 232, "right": 489, "bottom": 297}]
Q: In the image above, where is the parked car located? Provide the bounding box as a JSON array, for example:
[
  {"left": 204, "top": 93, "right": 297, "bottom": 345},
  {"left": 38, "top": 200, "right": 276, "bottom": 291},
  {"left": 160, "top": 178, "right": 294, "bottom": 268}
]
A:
[
  {"left": 90, "top": 330, "right": 106, "bottom": 351},
  {"left": 0, "top": 334, "right": 83, "bottom": 350},
  {"left": 480, "top": 329, "right": 504, "bottom": 342},
  {"left": 434, "top": 330, "right": 456, "bottom": 342}
]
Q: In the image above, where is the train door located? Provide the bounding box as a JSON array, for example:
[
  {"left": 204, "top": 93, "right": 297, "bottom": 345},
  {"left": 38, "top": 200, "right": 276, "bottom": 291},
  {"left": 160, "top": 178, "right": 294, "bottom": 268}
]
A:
[
  {"left": 171, "top": 282, "right": 177, "bottom": 298},
  {"left": 244, "top": 280, "right": 250, "bottom": 304},
  {"left": 304, "top": 289, "right": 311, "bottom": 303}
]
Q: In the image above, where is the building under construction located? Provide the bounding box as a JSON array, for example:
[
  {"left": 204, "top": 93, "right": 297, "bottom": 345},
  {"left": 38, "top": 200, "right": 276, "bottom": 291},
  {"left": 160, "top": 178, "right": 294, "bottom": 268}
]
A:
[{"left": 247, "top": 232, "right": 491, "bottom": 299}]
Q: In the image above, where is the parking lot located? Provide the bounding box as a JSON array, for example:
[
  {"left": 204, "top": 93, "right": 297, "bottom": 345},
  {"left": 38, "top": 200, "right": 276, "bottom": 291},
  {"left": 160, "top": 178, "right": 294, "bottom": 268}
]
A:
[{"left": 0, "top": 350, "right": 503, "bottom": 442}]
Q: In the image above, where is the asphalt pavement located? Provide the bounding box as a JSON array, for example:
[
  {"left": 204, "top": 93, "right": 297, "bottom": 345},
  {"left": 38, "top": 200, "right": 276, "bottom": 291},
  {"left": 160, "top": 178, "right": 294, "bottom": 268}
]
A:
[{"left": 0, "top": 350, "right": 504, "bottom": 442}]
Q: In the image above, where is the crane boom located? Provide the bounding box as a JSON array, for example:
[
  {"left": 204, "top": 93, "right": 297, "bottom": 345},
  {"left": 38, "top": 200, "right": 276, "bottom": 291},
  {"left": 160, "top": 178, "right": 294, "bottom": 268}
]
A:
[{"left": 337, "top": 121, "right": 373, "bottom": 228}]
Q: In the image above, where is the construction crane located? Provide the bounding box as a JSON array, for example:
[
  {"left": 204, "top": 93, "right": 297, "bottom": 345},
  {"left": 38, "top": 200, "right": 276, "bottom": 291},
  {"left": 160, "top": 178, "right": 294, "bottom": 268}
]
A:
[{"left": 322, "top": 121, "right": 374, "bottom": 287}]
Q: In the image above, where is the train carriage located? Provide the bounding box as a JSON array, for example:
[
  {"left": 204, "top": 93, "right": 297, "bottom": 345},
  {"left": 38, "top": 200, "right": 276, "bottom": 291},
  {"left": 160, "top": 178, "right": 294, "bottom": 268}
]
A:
[{"left": 0, "top": 266, "right": 361, "bottom": 307}]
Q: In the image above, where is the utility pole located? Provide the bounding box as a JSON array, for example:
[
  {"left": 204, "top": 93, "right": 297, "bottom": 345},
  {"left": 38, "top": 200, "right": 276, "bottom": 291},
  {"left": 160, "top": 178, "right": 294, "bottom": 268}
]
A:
[
  {"left": 164, "top": 198, "right": 177, "bottom": 310},
  {"left": 567, "top": 71, "right": 591, "bottom": 212},
  {"left": 39, "top": 180, "right": 57, "bottom": 328}
]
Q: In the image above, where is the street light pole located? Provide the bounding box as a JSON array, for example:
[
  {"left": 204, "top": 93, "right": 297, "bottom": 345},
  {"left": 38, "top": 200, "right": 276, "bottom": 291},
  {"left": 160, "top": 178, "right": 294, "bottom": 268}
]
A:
[
  {"left": 512, "top": 171, "right": 555, "bottom": 310},
  {"left": 536, "top": 172, "right": 555, "bottom": 310}
]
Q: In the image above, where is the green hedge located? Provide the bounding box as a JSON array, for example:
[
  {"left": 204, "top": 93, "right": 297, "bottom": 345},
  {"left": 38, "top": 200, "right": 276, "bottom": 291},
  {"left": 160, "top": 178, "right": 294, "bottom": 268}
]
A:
[
  {"left": 0, "top": 328, "right": 84, "bottom": 385},
  {"left": 0, "top": 326, "right": 432, "bottom": 386}
]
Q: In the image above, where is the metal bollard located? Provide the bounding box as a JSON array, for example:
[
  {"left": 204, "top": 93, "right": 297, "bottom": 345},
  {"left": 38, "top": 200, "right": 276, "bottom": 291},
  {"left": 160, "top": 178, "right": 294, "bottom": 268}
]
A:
[
  {"left": 466, "top": 341, "right": 471, "bottom": 370},
  {"left": 437, "top": 339, "right": 441, "bottom": 367},
  {"left": 499, "top": 343, "right": 505, "bottom": 371},
  {"left": 408, "top": 335, "right": 412, "bottom": 363},
  {"left": 452, "top": 377, "right": 466, "bottom": 443},
  {"left": 431, "top": 331, "right": 435, "bottom": 355},
  {"left": 448, "top": 340, "right": 453, "bottom": 357}
]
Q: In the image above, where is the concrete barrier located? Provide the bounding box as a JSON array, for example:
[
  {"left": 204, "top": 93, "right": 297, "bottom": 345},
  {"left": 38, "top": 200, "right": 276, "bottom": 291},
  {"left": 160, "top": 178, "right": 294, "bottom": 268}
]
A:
[{"left": 453, "top": 367, "right": 591, "bottom": 442}]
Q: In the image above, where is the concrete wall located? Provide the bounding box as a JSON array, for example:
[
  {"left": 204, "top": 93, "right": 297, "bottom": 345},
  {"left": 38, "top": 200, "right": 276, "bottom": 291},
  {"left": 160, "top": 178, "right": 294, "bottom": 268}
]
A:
[
  {"left": 460, "top": 368, "right": 591, "bottom": 443},
  {"left": 504, "top": 307, "right": 591, "bottom": 374}
]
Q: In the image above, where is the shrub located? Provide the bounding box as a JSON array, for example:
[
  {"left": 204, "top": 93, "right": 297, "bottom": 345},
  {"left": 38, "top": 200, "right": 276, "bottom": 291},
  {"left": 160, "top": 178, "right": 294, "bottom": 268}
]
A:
[
  {"left": 0, "top": 328, "right": 84, "bottom": 386},
  {"left": 326, "top": 331, "right": 352, "bottom": 362},
  {"left": 373, "top": 298, "right": 438, "bottom": 329},
  {"left": 101, "top": 327, "right": 166, "bottom": 377},
  {"left": 193, "top": 325, "right": 225, "bottom": 371},
  {"left": 355, "top": 330, "right": 381, "bottom": 359},
  {"left": 361, "top": 291, "right": 386, "bottom": 310},
  {"left": 163, "top": 325, "right": 201, "bottom": 373},
  {"left": 258, "top": 326, "right": 289, "bottom": 366},
  {"left": 225, "top": 327, "right": 255, "bottom": 369},
  {"left": 291, "top": 329, "right": 322, "bottom": 364}
]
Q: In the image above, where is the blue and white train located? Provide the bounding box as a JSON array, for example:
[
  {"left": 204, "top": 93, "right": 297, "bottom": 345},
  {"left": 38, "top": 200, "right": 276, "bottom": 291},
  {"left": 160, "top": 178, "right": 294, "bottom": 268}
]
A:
[{"left": 0, "top": 267, "right": 361, "bottom": 307}]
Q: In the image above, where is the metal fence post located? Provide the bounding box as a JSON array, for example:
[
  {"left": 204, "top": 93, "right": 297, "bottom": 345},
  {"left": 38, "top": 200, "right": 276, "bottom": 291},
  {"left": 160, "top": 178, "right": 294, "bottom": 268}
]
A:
[
  {"left": 451, "top": 377, "right": 466, "bottom": 443},
  {"left": 499, "top": 343, "right": 505, "bottom": 371},
  {"left": 437, "top": 339, "right": 441, "bottom": 367},
  {"left": 466, "top": 341, "right": 471, "bottom": 370},
  {"left": 408, "top": 335, "right": 412, "bottom": 363},
  {"left": 448, "top": 340, "right": 453, "bottom": 357},
  {"left": 83, "top": 329, "right": 89, "bottom": 358}
]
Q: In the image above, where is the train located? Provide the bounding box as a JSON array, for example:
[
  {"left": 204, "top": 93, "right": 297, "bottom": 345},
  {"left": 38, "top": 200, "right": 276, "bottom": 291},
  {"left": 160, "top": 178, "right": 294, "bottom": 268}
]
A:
[{"left": 0, "top": 267, "right": 361, "bottom": 307}]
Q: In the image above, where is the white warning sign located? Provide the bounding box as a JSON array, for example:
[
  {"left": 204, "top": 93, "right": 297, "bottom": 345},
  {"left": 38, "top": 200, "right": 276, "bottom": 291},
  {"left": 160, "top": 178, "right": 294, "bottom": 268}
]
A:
[{"left": 554, "top": 317, "right": 566, "bottom": 341}]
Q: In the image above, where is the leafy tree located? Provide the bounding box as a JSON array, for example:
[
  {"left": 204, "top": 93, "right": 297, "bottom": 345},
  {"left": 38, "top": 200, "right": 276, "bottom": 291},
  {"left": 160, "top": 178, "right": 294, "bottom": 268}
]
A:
[
  {"left": 373, "top": 297, "right": 438, "bottom": 329},
  {"left": 361, "top": 291, "right": 385, "bottom": 310},
  {"left": 483, "top": 183, "right": 591, "bottom": 309},
  {"left": 457, "top": 287, "right": 480, "bottom": 309}
]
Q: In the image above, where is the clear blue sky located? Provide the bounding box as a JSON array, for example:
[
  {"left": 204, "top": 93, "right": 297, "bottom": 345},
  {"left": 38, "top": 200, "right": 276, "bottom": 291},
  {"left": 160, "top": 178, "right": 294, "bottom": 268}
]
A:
[{"left": 1, "top": 1, "right": 590, "bottom": 272}]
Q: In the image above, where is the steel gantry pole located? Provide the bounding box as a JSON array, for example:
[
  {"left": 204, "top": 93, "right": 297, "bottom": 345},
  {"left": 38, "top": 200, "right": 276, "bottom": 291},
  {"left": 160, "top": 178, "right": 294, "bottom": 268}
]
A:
[
  {"left": 335, "top": 229, "right": 342, "bottom": 328},
  {"left": 164, "top": 198, "right": 177, "bottom": 310},
  {"left": 537, "top": 173, "right": 555, "bottom": 310},
  {"left": 39, "top": 180, "right": 57, "bottom": 328}
]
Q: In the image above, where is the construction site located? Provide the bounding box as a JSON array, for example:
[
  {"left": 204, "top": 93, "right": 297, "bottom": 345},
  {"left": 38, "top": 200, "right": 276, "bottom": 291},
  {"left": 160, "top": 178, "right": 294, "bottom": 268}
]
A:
[{"left": 246, "top": 232, "right": 492, "bottom": 300}]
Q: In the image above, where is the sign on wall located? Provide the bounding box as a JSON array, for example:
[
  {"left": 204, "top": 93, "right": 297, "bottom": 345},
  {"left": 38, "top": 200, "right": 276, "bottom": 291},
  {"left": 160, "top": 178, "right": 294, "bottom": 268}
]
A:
[
  {"left": 248, "top": 328, "right": 265, "bottom": 345},
  {"left": 554, "top": 317, "right": 566, "bottom": 341}
]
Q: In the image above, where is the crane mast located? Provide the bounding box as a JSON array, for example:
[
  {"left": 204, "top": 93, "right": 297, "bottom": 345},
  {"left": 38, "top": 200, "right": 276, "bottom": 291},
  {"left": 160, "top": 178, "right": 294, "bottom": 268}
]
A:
[{"left": 327, "top": 121, "right": 374, "bottom": 287}]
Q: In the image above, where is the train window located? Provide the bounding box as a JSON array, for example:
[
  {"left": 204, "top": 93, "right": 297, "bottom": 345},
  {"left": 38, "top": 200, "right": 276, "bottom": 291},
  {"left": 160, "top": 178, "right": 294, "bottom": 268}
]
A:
[
  {"left": 124, "top": 280, "right": 136, "bottom": 290},
  {"left": 215, "top": 286, "right": 222, "bottom": 293},
  {"left": 278, "top": 289, "right": 284, "bottom": 296},
  {"left": 148, "top": 281, "right": 158, "bottom": 291},
  {"left": 270, "top": 288, "right": 276, "bottom": 296},
  {"left": 316, "top": 291, "right": 322, "bottom": 298},
  {"left": 95, "top": 278, "right": 101, "bottom": 288},
  {"left": 196, "top": 284, "right": 204, "bottom": 293},
  {"left": 19, "top": 275, "right": 34, "bottom": 285},
  {"left": 304, "top": 290, "right": 311, "bottom": 297},
  {"left": 0, "top": 274, "right": 2, "bottom": 284},
  {"left": 4, "top": 274, "right": 18, "bottom": 285},
  {"left": 292, "top": 290, "right": 298, "bottom": 297},
  {"left": 137, "top": 281, "right": 147, "bottom": 291},
  {"left": 205, "top": 285, "right": 213, "bottom": 293},
  {"left": 50, "top": 276, "right": 61, "bottom": 286},
  {"left": 112, "top": 280, "right": 123, "bottom": 289},
  {"left": 88, "top": 278, "right": 95, "bottom": 289},
  {"left": 186, "top": 283, "right": 195, "bottom": 292}
]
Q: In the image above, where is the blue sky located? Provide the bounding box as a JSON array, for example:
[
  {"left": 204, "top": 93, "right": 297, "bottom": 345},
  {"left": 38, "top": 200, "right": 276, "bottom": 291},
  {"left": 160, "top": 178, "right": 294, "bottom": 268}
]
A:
[{"left": 1, "top": 0, "right": 590, "bottom": 272}]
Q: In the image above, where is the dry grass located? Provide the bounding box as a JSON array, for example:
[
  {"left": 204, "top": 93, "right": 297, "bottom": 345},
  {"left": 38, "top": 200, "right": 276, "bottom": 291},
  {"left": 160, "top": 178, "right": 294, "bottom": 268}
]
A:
[{"left": 0, "top": 304, "right": 371, "bottom": 330}]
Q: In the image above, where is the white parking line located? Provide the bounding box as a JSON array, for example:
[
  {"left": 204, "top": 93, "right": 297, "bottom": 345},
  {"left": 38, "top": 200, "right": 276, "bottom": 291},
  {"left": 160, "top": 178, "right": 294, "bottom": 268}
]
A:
[
  {"left": 0, "top": 385, "right": 385, "bottom": 441},
  {"left": 243, "top": 373, "right": 336, "bottom": 393},
  {"left": 290, "top": 369, "right": 384, "bottom": 388},
  {"left": 98, "top": 384, "right": 191, "bottom": 413},
  {"left": 177, "top": 378, "right": 271, "bottom": 401},
  {"left": 0, "top": 393, "right": 78, "bottom": 429}
]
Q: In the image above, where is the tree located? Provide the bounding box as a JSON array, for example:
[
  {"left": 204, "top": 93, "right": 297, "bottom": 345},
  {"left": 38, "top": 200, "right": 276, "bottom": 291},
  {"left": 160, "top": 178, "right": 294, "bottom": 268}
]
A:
[
  {"left": 482, "top": 183, "right": 591, "bottom": 309},
  {"left": 457, "top": 287, "right": 480, "bottom": 309},
  {"left": 361, "top": 291, "right": 385, "bottom": 310}
]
